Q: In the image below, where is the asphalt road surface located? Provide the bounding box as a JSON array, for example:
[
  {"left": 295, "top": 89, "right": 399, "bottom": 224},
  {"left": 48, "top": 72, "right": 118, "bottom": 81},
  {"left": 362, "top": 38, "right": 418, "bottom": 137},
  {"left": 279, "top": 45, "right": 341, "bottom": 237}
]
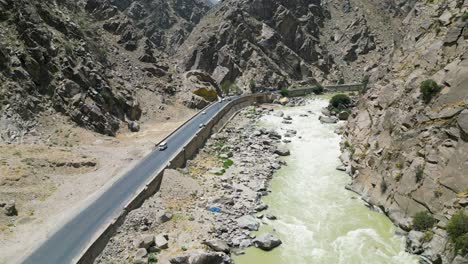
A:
[{"left": 22, "top": 96, "right": 239, "bottom": 264}]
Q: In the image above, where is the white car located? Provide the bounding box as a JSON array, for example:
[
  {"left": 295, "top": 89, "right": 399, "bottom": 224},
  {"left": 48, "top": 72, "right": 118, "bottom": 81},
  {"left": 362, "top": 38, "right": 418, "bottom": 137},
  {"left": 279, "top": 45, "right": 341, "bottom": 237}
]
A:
[
  {"left": 202, "top": 111, "right": 207, "bottom": 115},
  {"left": 199, "top": 123, "right": 205, "bottom": 128},
  {"left": 158, "top": 141, "right": 168, "bottom": 151}
]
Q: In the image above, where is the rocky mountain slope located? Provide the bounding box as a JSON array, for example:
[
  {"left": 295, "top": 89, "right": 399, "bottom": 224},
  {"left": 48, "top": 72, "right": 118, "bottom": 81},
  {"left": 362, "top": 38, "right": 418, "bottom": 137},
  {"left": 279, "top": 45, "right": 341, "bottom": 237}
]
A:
[
  {"left": 341, "top": 0, "right": 468, "bottom": 262},
  {"left": 0, "top": 0, "right": 211, "bottom": 141},
  {"left": 176, "top": 0, "right": 332, "bottom": 88}
]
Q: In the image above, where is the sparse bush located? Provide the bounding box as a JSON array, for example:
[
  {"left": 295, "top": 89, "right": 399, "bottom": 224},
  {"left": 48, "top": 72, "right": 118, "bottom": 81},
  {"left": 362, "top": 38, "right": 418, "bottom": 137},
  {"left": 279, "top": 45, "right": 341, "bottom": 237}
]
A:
[
  {"left": 462, "top": 12, "right": 468, "bottom": 21},
  {"left": 420, "top": 79, "right": 441, "bottom": 103},
  {"left": 454, "top": 234, "right": 468, "bottom": 255},
  {"left": 421, "top": 230, "right": 434, "bottom": 243},
  {"left": 330, "top": 94, "right": 351, "bottom": 110},
  {"left": 416, "top": 165, "right": 424, "bottom": 182},
  {"left": 344, "top": 141, "right": 351, "bottom": 148},
  {"left": 413, "top": 211, "right": 436, "bottom": 231},
  {"left": 312, "top": 84, "right": 324, "bottom": 95},
  {"left": 214, "top": 169, "right": 226, "bottom": 176},
  {"left": 249, "top": 80, "right": 257, "bottom": 93},
  {"left": 447, "top": 210, "right": 468, "bottom": 255},
  {"left": 396, "top": 161, "right": 404, "bottom": 169},
  {"left": 280, "top": 88, "right": 289, "bottom": 97},
  {"left": 222, "top": 158, "right": 234, "bottom": 169},
  {"left": 148, "top": 253, "right": 157, "bottom": 263},
  {"left": 395, "top": 172, "right": 403, "bottom": 182}
]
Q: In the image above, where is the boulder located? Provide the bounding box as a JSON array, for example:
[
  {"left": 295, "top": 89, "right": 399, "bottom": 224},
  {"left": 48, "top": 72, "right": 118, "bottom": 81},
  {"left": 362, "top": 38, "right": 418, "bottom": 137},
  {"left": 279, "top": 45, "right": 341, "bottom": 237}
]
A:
[
  {"left": 279, "top": 97, "right": 289, "bottom": 105},
  {"left": 134, "top": 234, "right": 155, "bottom": 249},
  {"left": 319, "top": 115, "right": 338, "bottom": 124},
  {"left": 273, "top": 111, "right": 284, "bottom": 117},
  {"left": 407, "top": 230, "right": 424, "bottom": 254},
  {"left": 274, "top": 146, "right": 290, "bottom": 156},
  {"left": 133, "top": 248, "right": 148, "bottom": 264},
  {"left": 236, "top": 215, "right": 260, "bottom": 231},
  {"left": 321, "top": 108, "right": 331, "bottom": 116},
  {"left": 4, "top": 200, "right": 17, "bottom": 216},
  {"left": 128, "top": 121, "right": 140, "bottom": 132},
  {"left": 202, "top": 240, "right": 230, "bottom": 253},
  {"left": 444, "top": 25, "right": 463, "bottom": 46},
  {"left": 160, "top": 211, "right": 173, "bottom": 223},
  {"left": 438, "top": 10, "right": 453, "bottom": 26},
  {"left": 265, "top": 214, "right": 277, "bottom": 220},
  {"left": 253, "top": 233, "right": 282, "bottom": 251},
  {"left": 155, "top": 234, "right": 169, "bottom": 249}
]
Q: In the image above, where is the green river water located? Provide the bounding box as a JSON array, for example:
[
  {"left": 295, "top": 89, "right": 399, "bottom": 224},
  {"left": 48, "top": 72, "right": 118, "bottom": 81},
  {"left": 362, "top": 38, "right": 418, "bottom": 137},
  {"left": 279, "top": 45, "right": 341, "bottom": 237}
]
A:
[{"left": 233, "top": 98, "right": 418, "bottom": 264}]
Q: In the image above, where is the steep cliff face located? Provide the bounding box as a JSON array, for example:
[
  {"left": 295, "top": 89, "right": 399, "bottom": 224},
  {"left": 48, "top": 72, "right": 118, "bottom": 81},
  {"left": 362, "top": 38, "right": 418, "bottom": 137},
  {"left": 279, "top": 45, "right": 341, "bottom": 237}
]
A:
[
  {"left": 342, "top": 0, "right": 468, "bottom": 262},
  {"left": 176, "top": 0, "right": 334, "bottom": 89}
]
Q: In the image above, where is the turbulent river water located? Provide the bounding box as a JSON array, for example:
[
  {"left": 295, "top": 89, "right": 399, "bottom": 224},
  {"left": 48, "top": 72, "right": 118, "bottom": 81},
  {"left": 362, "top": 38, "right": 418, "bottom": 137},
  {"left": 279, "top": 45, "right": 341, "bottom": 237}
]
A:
[{"left": 233, "top": 98, "right": 418, "bottom": 264}]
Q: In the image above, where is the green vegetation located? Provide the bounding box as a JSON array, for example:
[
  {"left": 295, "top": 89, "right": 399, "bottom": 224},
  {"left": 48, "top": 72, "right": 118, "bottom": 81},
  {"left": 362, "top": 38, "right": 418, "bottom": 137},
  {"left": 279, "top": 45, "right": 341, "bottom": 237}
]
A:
[
  {"left": 148, "top": 253, "right": 157, "bottom": 263},
  {"left": 280, "top": 87, "right": 289, "bottom": 97},
  {"left": 221, "top": 81, "right": 241, "bottom": 96},
  {"left": 222, "top": 158, "right": 234, "bottom": 169},
  {"left": 214, "top": 169, "right": 226, "bottom": 176},
  {"left": 330, "top": 94, "right": 351, "bottom": 110},
  {"left": 312, "top": 84, "right": 324, "bottom": 95},
  {"left": 416, "top": 165, "right": 424, "bottom": 182},
  {"left": 193, "top": 87, "right": 218, "bottom": 102},
  {"left": 396, "top": 161, "right": 404, "bottom": 169},
  {"left": 413, "top": 211, "right": 436, "bottom": 231},
  {"left": 447, "top": 210, "right": 468, "bottom": 255},
  {"left": 395, "top": 172, "right": 403, "bottom": 182},
  {"left": 249, "top": 80, "right": 257, "bottom": 93},
  {"left": 421, "top": 230, "right": 434, "bottom": 243},
  {"left": 462, "top": 12, "right": 468, "bottom": 21},
  {"left": 420, "top": 79, "right": 441, "bottom": 104}
]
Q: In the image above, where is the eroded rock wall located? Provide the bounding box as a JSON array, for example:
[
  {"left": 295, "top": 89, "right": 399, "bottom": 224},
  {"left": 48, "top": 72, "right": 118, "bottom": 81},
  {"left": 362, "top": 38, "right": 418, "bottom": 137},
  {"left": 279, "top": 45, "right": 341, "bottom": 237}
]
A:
[{"left": 342, "top": 0, "right": 468, "bottom": 262}]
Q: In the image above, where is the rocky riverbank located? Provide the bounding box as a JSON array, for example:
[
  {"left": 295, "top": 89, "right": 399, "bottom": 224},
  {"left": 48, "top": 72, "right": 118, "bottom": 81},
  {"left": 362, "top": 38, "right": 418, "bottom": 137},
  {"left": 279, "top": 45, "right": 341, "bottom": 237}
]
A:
[{"left": 95, "top": 102, "right": 304, "bottom": 264}]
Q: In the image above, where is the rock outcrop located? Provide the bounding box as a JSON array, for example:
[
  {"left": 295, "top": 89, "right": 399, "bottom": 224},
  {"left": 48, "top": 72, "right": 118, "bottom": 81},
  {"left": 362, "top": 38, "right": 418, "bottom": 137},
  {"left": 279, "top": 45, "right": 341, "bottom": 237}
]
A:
[
  {"left": 176, "top": 0, "right": 332, "bottom": 90},
  {"left": 340, "top": 0, "right": 468, "bottom": 262}
]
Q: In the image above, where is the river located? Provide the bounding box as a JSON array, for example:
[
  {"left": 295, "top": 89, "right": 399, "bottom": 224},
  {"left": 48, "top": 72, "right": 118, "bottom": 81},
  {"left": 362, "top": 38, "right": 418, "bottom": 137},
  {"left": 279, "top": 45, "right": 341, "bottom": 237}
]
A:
[{"left": 233, "top": 98, "right": 418, "bottom": 264}]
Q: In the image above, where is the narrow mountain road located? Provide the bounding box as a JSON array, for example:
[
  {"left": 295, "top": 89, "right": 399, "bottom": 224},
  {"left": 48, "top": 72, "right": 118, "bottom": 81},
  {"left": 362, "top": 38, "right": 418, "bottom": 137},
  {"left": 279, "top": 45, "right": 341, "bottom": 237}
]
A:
[{"left": 22, "top": 97, "right": 239, "bottom": 264}]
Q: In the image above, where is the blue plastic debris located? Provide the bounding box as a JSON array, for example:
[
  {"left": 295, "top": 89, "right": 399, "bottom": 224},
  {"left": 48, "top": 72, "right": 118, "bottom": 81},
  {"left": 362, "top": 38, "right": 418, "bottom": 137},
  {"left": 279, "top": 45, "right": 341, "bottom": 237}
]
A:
[{"left": 208, "top": 206, "right": 221, "bottom": 213}]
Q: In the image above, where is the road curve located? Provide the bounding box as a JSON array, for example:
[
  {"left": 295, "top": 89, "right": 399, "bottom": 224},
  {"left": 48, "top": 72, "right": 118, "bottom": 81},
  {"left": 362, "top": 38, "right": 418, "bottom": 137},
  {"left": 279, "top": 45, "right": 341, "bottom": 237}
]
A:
[{"left": 22, "top": 96, "right": 240, "bottom": 264}]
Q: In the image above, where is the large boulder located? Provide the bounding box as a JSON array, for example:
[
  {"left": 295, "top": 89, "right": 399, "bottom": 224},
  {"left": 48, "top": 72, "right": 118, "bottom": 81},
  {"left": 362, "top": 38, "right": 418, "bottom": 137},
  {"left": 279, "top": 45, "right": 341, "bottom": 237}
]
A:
[
  {"left": 133, "top": 234, "right": 155, "bottom": 249},
  {"left": 236, "top": 215, "right": 260, "bottom": 231},
  {"left": 252, "top": 233, "right": 282, "bottom": 251},
  {"left": 155, "top": 234, "right": 169, "bottom": 249},
  {"left": 274, "top": 145, "right": 290, "bottom": 156},
  {"left": 202, "top": 240, "right": 230, "bottom": 253},
  {"left": 319, "top": 115, "right": 338, "bottom": 124}
]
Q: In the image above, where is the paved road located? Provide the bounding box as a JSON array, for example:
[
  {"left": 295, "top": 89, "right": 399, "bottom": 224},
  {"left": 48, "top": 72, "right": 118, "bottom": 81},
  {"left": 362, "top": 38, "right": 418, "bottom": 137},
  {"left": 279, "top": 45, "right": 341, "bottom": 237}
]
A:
[{"left": 22, "top": 96, "right": 239, "bottom": 264}]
